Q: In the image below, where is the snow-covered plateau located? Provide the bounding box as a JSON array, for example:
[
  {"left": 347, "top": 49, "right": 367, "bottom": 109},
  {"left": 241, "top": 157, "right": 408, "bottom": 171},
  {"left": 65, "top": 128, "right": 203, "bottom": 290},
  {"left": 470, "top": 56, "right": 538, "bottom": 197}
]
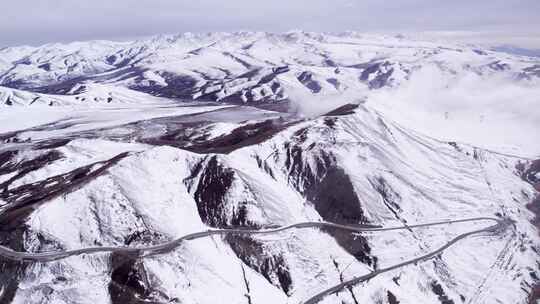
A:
[{"left": 0, "top": 31, "right": 539, "bottom": 304}]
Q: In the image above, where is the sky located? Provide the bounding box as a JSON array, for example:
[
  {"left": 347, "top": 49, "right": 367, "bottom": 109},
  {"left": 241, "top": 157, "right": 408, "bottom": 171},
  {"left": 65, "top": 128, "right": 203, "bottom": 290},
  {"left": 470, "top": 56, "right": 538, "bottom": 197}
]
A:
[{"left": 1, "top": 0, "right": 540, "bottom": 48}]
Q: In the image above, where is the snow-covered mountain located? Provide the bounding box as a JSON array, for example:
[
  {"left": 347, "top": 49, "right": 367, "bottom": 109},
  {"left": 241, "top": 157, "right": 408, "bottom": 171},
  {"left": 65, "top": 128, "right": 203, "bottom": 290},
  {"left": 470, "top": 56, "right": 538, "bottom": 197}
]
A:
[
  {"left": 0, "top": 32, "right": 539, "bottom": 304},
  {"left": 2, "top": 31, "right": 539, "bottom": 101},
  {"left": 2, "top": 31, "right": 539, "bottom": 155}
]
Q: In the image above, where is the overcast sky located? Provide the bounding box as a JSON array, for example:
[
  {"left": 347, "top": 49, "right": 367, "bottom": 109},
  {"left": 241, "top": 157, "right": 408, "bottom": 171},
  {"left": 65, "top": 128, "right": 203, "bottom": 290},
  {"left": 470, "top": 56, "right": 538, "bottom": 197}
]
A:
[{"left": 2, "top": 0, "right": 539, "bottom": 48}]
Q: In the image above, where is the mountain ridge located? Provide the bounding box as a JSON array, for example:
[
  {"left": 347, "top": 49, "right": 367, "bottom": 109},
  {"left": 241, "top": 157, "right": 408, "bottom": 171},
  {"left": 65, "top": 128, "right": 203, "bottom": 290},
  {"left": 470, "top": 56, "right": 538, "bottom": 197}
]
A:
[{"left": 0, "top": 31, "right": 538, "bottom": 304}]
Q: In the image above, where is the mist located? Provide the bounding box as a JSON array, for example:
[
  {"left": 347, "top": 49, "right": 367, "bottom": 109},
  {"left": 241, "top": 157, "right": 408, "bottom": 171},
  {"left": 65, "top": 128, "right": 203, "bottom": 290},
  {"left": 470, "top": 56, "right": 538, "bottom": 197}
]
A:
[
  {"left": 2, "top": 0, "right": 539, "bottom": 47},
  {"left": 368, "top": 64, "right": 540, "bottom": 156}
]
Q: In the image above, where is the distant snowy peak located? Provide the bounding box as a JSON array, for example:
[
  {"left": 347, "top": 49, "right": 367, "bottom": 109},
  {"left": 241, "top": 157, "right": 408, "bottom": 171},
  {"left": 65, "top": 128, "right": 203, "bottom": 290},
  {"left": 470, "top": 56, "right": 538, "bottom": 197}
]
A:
[{"left": 1, "top": 31, "right": 538, "bottom": 101}]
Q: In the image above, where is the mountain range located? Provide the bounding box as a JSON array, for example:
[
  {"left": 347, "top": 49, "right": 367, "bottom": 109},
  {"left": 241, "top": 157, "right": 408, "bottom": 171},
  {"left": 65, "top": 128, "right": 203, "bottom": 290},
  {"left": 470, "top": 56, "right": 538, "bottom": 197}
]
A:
[{"left": 0, "top": 31, "right": 539, "bottom": 304}]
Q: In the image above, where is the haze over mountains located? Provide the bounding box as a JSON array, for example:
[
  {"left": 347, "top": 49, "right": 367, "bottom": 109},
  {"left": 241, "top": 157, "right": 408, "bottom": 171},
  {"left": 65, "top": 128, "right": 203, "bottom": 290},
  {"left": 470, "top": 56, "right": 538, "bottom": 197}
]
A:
[{"left": 0, "top": 31, "right": 539, "bottom": 304}]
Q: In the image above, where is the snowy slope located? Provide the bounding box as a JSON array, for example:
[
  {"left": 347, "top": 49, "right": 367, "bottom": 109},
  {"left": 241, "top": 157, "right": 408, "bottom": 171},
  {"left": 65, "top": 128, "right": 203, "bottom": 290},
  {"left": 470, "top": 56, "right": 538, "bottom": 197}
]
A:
[
  {"left": 0, "top": 32, "right": 539, "bottom": 304},
  {"left": 0, "top": 82, "right": 180, "bottom": 107},
  {"left": 0, "top": 103, "right": 537, "bottom": 304},
  {"left": 1, "top": 31, "right": 539, "bottom": 155}
]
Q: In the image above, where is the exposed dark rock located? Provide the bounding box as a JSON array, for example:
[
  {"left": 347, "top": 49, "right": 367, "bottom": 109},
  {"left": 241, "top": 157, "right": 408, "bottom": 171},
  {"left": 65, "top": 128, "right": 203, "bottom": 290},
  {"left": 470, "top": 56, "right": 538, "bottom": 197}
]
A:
[
  {"left": 254, "top": 154, "right": 276, "bottom": 180},
  {"left": 130, "top": 65, "right": 290, "bottom": 103},
  {"left": 517, "top": 160, "right": 540, "bottom": 235},
  {"left": 324, "top": 59, "right": 338, "bottom": 67},
  {"left": 106, "top": 55, "right": 118, "bottom": 65},
  {"left": 186, "top": 119, "right": 295, "bottom": 154},
  {"left": 359, "top": 61, "right": 394, "bottom": 89},
  {"left": 473, "top": 49, "right": 487, "bottom": 55},
  {"left": 324, "top": 117, "right": 337, "bottom": 128},
  {"left": 231, "top": 204, "right": 252, "bottom": 227},
  {"left": 332, "top": 258, "right": 359, "bottom": 304},
  {"left": 448, "top": 142, "right": 462, "bottom": 152},
  {"left": 257, "top": 66, "right": 290, "bottom": 85},
  {"left": 284, "top": 145, "right": 333, "bottom": 192},
  {"left": 326, "top": 78, "right": 340, "bottom": 90},
  {"left": 222, "top": 52, "right": 252, "bottom": 69},
  {"left": 140, "top": 121, "right": 209, "bottom": 148},
  {"left": 0, "top": 153, "right": 84, "bottom": 304},
  {"left": 109, "top": 252, "right": 154, "bottom": 304},
  {"left": 283, "top": 144, "right": 376, "bottom": 265},
  {"left": 518, "top": 159, "right": 540, "bottom": 302},
  {"left": 226, "top": 234, "right": 293, "bottom": 295},
  {"left": 38, "top": 63, "right": 51, "bottom": 71},
  {"left": 518, "top": 160, "right": 540, "bottom": 187},
  {"left": 185, "top": 156, "right": 258, "bottom": 228},
  {"left": 0, "top": 152, "right": 129, "bottom": 228},
  {"left": 0, "top": 150, "right": 64, "bottom": 192},
  {"left": 307, "top": 166, "right": 367, "bottom": 224},
  {"left": 185, "top": 156, "right": 236, "bottom": 228},
  {"left": 33, "top": 138, "right": 71, "bottom": 150},
  {"left": 0, "top": 150, "right": 18, "bottom": 170},
  {"left": 29, "top": 97, "right": 40, "bottom": 105},
  {"left": 368, "top": 176, "right": 403, "bottom": 220},
  {"left": 183, "top": 154, "right": 294, "bottom": 296},
  {"left": 297, "top": 71, "right": 322, "bottom": 93},
  {"left": 487, "top": 61, "right": 510, "bottom": 71},
  {"left": 109, "top": 229, "right": 175, "bottom": 304},
  {"left": 0, "top": 228, "right": 26, "bottom": 304},
  {"left": 183, "top": 154, "right": 295, "bottom": 296},
  {"left": 430, "top": 281, "right": 455, "bottom": 304},
  {"left": 323, "top": 103, "right": 359, "bottom": 116},
  {"left": 124, "top": 230, "right": 165, "bottom": 247},
  {"left": 326, "top": 226, "right": 376, "bottom": 267},
  {"left": 387, "top": 291, "right": 400, "bottom": 304},
  {"left": 529, "top": 284, "right": 540, "bottom": 304},
  {"left": 29, "top": 77, "right": 88, "bottom": 95},
  {"left": 523, "top": 65, "right": 540, "bottom": 78},
  {"left": 130, "top": 72, "right": 198, "bottom": 99},
  {"left": 108, "top": 223, "right": 178, "bottom": 304}
]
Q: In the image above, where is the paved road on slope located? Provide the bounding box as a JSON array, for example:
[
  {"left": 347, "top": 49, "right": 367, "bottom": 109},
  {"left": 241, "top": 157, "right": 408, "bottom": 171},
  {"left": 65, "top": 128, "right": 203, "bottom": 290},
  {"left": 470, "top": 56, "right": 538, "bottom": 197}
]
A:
[
  {"left": 301, "top": 217, "right": 513, "bottom": 304},
  {"left": 0, "top": 217, "right": 507, "bottom": 264}
]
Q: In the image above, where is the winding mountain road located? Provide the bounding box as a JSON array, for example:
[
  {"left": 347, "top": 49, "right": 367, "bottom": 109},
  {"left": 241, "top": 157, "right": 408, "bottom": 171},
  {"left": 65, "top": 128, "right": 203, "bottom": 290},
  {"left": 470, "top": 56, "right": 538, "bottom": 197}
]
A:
[
  {"left": 0, "top": 217, "right": 510, "bottom": 263},
  {"left": 0, "top": 209, "right": 512, "bottom": 304},
  {"left": 301, "top": 217, "right": 513, "bottom": 304}
]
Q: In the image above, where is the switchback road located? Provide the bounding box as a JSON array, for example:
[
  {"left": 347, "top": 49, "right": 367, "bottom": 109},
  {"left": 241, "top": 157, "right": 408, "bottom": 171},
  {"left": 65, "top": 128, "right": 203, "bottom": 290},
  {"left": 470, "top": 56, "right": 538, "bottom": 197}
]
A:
[{"left": 301, "top": 217, "right": 512, "bottom": 304}]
